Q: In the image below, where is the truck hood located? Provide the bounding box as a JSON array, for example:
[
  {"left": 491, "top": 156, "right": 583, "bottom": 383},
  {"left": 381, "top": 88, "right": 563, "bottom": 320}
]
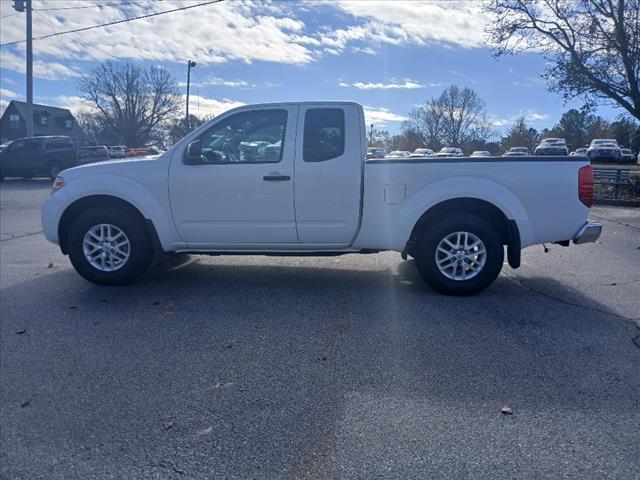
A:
[{"left": 60, "top": 155, "right": 161, "bottom": 180}]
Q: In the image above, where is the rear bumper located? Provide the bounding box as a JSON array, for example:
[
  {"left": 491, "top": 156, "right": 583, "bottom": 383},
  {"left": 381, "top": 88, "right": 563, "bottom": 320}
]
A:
[{"left": 573, "top": 221, "right": 602, "bottom": 245}]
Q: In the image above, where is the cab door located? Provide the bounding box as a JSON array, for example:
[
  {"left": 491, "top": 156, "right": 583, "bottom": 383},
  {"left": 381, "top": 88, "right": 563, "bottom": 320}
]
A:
[
  {"left": 293, "top": 104, "right": 364, "bottom": 246},
  {"left": 169, "top": 106, "right": 299, "bottom": 248}
]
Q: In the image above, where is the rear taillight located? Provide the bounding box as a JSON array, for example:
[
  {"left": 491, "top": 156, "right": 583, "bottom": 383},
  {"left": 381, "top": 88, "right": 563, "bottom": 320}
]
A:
[{"left": 578, "top": 165, "right": 593, "bottom": 207}]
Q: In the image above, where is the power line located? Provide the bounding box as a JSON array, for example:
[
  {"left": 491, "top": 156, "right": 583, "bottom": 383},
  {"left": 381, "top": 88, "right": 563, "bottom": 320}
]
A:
[
  {"left": 0, "top": 0, "right": 224, "bottom": 48},
  {"left": 33, "top": 0, "right": 166, "bottom": 12}
]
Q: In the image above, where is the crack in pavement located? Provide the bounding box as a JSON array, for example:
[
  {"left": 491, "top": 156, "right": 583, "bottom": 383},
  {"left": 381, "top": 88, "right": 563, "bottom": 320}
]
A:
[
  {"left": 591, "top": 213, "right": 640, "bottom": 232},
  {"left": 501, "top": 270, "right": 640, "bottom": 338},
  {"left": 0, "top": 231, "right": 43, "bottom": 242}
]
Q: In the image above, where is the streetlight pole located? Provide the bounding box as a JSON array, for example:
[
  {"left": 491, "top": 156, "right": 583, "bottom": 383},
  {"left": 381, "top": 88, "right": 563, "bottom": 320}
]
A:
[{"left": 185, "top": 60, "right": 196, "bottom": 132}]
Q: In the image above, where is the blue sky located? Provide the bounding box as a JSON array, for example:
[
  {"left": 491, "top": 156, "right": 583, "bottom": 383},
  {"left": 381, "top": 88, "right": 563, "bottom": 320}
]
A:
[{"left": 0, "top": 0, "right": 623, "bottom": 136}]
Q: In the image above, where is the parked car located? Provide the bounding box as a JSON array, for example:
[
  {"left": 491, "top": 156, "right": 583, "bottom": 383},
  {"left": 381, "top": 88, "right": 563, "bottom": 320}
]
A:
[
  {"left": 411, "top": 148, "right": 435, "bottom": 157},
  {"left": 470, "top": 151, "right": 491, "bottom": 157},
  {"left": 366, "top": 147, "right": 386, "bottom": 159},
  {"left": 435, "top": 147, "right": 464, "bottom": 157},
  {"left": 78, "top": 145, "right": 110, "bottom": 164},
  {"left": 504, "top": 147, "right": 529, "bottom": 156},
  {"left": 0, "top": 136, "right": 79, "bottom": 180},
  {"left": 107, "top": 145, "right": 126, "bottom": 158},
  {"left": 385, "top": 150, "right": 411, "bottom": 158},
  {"left": 42, "top": 101, "right": 601, "bottom": 295},
  {"left": 587, "top": 139, "right": 621, "bottom": 162},
  {"left": 620, "top": 148, "right": 635, "bottom": 163},
  {"left": 125, "top": 148, "right": 151, "bottom": 158},
  {"left": 570, "top": 148, "right": 588, "bottom": 157},
  {"left": 144, "top": 146, "right": 164, "bottom": 156},
  {"left": 535, "top": 138, "right": 569, "bottom": 156}
]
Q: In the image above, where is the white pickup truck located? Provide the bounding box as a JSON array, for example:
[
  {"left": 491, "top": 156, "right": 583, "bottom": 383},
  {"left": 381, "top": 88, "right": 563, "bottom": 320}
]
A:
[{"left": 42, "top": 102, "right": 601, "bottom": 295}]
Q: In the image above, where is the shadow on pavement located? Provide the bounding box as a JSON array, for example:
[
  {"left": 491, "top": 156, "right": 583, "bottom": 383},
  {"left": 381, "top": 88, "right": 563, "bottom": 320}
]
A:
[{"left": 1, "top": 254, "right": 639, "bottom": 479}]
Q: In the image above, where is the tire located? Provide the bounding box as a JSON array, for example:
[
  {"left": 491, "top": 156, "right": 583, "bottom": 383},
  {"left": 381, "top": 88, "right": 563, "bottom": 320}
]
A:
[
  {"left": 413, "top": 215, "right": 504, "bottom": 296},
  {"left": 67, "top": 207, "right": 153, "bottom": 286},
  {"left": 49, "top": 162, "right": 62, "bottom": 180}
]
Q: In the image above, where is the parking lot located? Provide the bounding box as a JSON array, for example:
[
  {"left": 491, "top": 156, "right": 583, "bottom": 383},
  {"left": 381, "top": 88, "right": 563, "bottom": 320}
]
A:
[{"left": 1, "top": 179, "right": 639, "bottom": 479}]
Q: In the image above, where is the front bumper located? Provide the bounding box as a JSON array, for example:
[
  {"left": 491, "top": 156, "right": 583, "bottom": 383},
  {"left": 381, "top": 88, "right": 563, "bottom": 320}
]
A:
[{"left": 573, "top": 221, "right": 602, "bottom": 245}]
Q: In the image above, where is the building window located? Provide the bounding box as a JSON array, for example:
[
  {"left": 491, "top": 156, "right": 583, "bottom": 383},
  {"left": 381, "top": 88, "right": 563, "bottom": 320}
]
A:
[
  {"left": 9, "top": 114, "right": 20, "bottom": 128},
  {"left": 65, "top": 119, "right": 73, "bottom": 129},
  {"left": 40, "top": 114, "right": 49, "bottom": 126}
]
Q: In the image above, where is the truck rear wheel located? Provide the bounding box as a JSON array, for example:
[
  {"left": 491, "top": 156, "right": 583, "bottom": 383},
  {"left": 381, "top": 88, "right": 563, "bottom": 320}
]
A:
[
  {"left": 413, "top": 215, "right": 504, "bottom": 295},
  {"left": 67, "top": 207, "right": 153, "bottom": 285}
]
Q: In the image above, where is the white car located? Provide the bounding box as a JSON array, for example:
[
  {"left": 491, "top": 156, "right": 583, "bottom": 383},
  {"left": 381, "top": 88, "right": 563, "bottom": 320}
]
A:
[
  {"left": 385, "top": 150, "right": 411, "bottom": 158},
  {"left": 570, "top": 148, "right": 588, "bottom": 157},
  {"left": 620, "top": 148, "right": 635, "bottom": 163},
  {"left": 411, "top": 148, "right": 435, "bottom": 157},
  {"left": 587, "top": 139, "right": 621, "bottom": 162},
  {"left": 504, "top": 147, "right": 529, "bottom": 156},
  {"left": 435, "top": 147, "right": 464, "bottom": 157},
  {"left": 535, "top": 138, "right": 569, "bottom": 156},
  {"left": 42, "top": 101, "right": 601, "bottom": 295},
  {"left": 107, "top": 145, "right": 126, "bottom": 158},
  {"left": 470, "top": 151, "right": 491, "bottom": 157}
]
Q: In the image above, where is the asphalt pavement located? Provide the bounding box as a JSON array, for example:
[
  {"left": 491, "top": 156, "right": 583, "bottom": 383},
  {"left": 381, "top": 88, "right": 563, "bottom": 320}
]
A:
[{"left": 1, "top": 179, "right": 639, "bottom": 480}]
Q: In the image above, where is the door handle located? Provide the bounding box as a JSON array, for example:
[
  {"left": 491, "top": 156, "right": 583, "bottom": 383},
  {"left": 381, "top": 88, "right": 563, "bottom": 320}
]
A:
[{"left": 263, "top": 174, "right": 290, "bottom": 181}]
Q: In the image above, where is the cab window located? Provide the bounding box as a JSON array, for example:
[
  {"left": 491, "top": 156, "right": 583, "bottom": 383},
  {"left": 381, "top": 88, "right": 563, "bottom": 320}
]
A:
[
  {"left": 303, "top": 108, "right": 345, "bottom": 162},
  {"left": 193, "top": 109, "right": 287, "bottom": 164}
]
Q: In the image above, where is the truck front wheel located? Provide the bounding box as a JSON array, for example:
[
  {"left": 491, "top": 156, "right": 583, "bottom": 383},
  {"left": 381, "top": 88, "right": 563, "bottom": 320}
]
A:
[
  {"left": 413, "top": 215, "right": 504, "bottom": 295},
  {"left": 67, "top": 207, "right": 153, "bottom": 285}
]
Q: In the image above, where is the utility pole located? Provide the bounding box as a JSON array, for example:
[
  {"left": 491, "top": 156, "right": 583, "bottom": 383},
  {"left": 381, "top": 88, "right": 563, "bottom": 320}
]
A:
[
  {"left": 185, "top": 60, "right": 196, "bottom": 131},
  {"left": 369, "top": 123, "right": 374, "bottom": 145},
  {"left": 13, "top": 0, "right": 33, "bottom": 137},
  {"left": 26, "top": 0, "right": 33, "bottom": 137}
]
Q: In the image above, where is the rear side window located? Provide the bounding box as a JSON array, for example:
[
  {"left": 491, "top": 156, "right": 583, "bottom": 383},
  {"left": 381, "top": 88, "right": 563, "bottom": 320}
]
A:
[
  {"left": 46, "top": 139, "right": 73, "bottom": 150},
  {"left": 303, "top": 108, "right": 345, "bottom": 162}
]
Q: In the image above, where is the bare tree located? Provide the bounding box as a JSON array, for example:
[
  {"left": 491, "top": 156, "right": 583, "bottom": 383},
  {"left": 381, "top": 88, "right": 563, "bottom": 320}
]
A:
[
  {"left": 80, "top": 61, "right": 181, "bottom": 147},
  {"left": 500, "top": 116, "right": 541, "bottom": 152},
  {"left": 403, "top": 85, "right": 493, "bottom": 149},
  {"left": 485, "top": 0, "right": 640, "bottom": 121}
]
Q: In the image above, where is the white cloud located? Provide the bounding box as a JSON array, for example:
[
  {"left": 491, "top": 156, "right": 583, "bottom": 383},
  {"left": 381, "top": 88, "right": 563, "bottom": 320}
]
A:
[
  {"left": 185, "top": 95, "right": 245, "bottom": 118},
  {"left": 342, "top": 79, "right": 425, "bottom": 90},
  {"left": 321, "top": 1, "right": 490, "bottom": 54},
  {"left": 363, "top": 106, "right": 407, "bottom": 127},
  {"left": 0, "top": 88, "right": 18, "bottom": 99},
  {"left": 0, "top": 50, "right": 81, "bottom": 80},
  {"left": 492, "top": 109, "right": 550, "bottom": 127},
  {"left": 54, "top": 95, "right": 95, "bottom": 116},
  {"left": 0, "top": 1, "right": 316, "bottom": 67}
]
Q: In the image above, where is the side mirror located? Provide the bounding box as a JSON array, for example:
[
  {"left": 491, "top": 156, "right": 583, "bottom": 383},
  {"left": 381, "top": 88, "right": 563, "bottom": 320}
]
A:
[{"left": 183, "top": 140, "right": 202, "bottom": 164}]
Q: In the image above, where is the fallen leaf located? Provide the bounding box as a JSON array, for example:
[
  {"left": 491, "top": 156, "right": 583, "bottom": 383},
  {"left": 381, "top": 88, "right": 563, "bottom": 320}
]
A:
[
  {"left": 20, "top": 400, "right": 30, "bottom": 408},
  {"left": 162, "top": 304, "right": 176, "bottom": 316},
  {"left": 501, "top": 405, "right": 513, "bottom": 415},
  {"left": 15, "top": 329, "right": 27, "bottom": 335},
  {"left": 161, "top": 418, "right": 174, "bottom": 430},
  {"left": 47, "top": 263, "right": 54, "bottom": 269}
]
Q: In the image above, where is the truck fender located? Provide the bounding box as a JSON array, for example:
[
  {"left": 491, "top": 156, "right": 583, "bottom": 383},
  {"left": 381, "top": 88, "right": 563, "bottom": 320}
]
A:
[
  {"left": 57, "top": 174, "right": 179, "bottom": 252},
  {"left": 396, "top": 176, "right": 532, "bottom": 251}
]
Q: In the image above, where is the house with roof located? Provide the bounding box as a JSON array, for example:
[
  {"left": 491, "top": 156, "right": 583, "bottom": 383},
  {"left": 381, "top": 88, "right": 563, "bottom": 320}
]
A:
[{"left": 0, "top": 100, "right": 85, "bottom": 143}]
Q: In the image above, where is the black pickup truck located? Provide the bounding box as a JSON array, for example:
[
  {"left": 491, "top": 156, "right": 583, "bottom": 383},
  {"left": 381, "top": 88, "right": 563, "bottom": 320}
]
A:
[{"left": 0, "top": 136, "right": 110, "bottom": 181}]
